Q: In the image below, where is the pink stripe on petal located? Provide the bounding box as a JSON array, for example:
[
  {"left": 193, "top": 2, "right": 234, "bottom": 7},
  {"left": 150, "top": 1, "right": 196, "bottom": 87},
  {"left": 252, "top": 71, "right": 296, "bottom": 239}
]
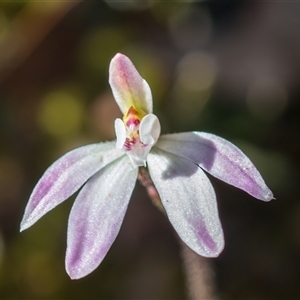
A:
[
  {"left": 147, "top": 150, "right": 224, "bottom": 258},
  {"left": 66, "top": 156, "right": 137, "bottom": 279},
  {"left": 156, "top": 132, "right": 274, "bottom": 201},
  {"left": 20, "top": 142, "right": 124, "bottom": 231},
  {"left": 109, "top": 53, "right": 152, "bottom": 114}
]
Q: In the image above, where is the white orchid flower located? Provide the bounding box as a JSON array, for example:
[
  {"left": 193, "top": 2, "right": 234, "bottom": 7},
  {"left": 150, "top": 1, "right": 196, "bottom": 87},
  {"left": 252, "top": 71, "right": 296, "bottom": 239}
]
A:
[{"left": 20, "top": 53, "right": 273, "bottom": 279}]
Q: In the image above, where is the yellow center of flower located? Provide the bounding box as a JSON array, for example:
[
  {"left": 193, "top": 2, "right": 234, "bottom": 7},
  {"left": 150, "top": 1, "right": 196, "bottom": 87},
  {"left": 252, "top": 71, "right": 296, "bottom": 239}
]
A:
[
  {"left": 122, "top": 106, "right": 144, "bottom": 151},
  {"left": 114, "top": 106, "right": 161, "bottom": 167},
  {"left": 123, "top": 106, "right": 145, "bottom": 129}
]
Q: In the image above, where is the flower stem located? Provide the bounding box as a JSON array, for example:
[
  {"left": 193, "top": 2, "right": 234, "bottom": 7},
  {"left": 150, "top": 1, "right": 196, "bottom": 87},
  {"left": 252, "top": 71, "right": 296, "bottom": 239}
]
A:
[
  {"left": 137, "top": 167, "right": 165, "bottom": 213},
  {"left": 138, "top": 167, "right": 217, "bottom": 299},
  {"left": 180, "top": 240, "right": 216, "bottom": 300}
]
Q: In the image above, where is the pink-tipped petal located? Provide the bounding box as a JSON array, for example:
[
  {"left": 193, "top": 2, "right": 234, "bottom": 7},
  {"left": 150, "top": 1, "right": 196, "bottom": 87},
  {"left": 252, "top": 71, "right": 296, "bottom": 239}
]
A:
[
  {"left": 109, "top": 53, "right": 152, "bottom": 114},
  {"left": 156, "top": 132, "right": 274, "bottom": 201},
  {"left": 147, "top": 149, "right": 224, "bottom": 257},
  {"left": 20, "top": 142, "right": 124, "bottom": 231},
  {"left": 66, "top": 156, "right": 137, "bottom": 279}
]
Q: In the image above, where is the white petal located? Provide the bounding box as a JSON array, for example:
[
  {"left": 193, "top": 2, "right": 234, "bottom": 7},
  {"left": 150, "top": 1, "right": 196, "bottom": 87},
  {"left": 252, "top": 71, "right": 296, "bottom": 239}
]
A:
[
  {"left": 20, "top": 142, "right": 124, "bottom": 231},
  {"left": 156, "top": 132, "right": 273, "bottom": 201},
  {"left": 109, "top": 53, "right": 153, "bottom": 114},
  {"left": 139, "top": 114, "right": 161, "bottom": 146},
  {"left": 114, "top": 118, "right": 126, "bottom": 149},
  {"left": 66, "top": 156, "right": 138, "bottom": 279},
  {"left": 147, "top": 149, "right": 224, "bottom": 257}
]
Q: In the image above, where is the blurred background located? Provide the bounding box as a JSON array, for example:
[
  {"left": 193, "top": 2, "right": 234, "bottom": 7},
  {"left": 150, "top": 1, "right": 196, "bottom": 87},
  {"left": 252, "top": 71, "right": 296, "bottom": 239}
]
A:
[{"left": 0, "top": 1, "right": 300, "bottom": 299}]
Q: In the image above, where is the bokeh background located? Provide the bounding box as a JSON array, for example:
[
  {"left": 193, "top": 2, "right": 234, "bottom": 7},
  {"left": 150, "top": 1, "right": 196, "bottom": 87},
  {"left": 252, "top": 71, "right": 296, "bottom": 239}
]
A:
[{"left": 0, "top": 1, "right": 300, "bottom": 299}]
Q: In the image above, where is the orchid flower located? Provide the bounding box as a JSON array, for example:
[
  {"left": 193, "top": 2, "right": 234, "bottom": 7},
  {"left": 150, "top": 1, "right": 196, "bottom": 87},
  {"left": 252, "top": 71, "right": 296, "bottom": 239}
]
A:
[{"left": 20, "top": 53, "right": 273, "bottom": 280}]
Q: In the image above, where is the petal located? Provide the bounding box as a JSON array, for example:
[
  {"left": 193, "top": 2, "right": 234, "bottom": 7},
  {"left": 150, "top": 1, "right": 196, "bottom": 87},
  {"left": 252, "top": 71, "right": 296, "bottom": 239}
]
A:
[
  {"left": 66, "top": 156, "right": 138, "bottom": 279},
  {"left": 139, "top": 114, "right": 161, "bottom": 146},
  {"left": 20, "top": 142, "right": 124, "bottom": 231},
  {"left": 109, "top": 53, "right": 153, "bottom": 115},
  {"left": 147, "top": 149, "right": 224, "bottom": 257},
  {"left": 114, "top": 118, "right": 126, "bottom": 149},
  {"left": 155, "top": 132, "right": 274, "bottom": 201}
]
